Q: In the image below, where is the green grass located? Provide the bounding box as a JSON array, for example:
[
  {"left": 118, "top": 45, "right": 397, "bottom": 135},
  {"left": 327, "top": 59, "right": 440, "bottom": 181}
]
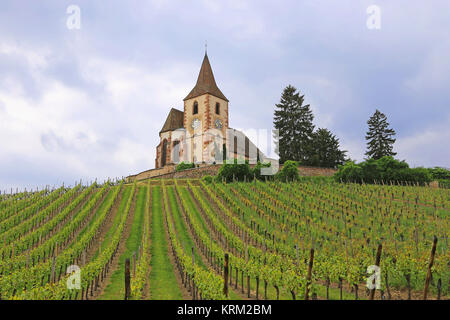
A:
[
  {"left": 98, "top": 186, "right": 145, "bottom": 300},
  {"left": 148, "top": 186, "right": 183, "bottom": 300},
  {"left": 314, "top": 283, "right": 365, "bottom": 300},
  {"left": 167, "top": 186, "right": 241, "bottom": 300}
]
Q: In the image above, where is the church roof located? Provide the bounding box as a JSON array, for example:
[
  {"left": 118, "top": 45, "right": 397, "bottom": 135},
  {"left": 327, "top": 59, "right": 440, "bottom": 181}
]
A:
[
  {"left": 184, "top": 53, "right": 229, "bottom": 102},
  {"left": 160, "top": 108, "right": 184, "bottom": 134}
]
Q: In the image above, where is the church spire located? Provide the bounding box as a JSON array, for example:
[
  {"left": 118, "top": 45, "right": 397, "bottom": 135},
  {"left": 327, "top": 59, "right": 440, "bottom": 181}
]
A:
[{"left": 184, "top": 53, "right": 228, "bottom": 102}]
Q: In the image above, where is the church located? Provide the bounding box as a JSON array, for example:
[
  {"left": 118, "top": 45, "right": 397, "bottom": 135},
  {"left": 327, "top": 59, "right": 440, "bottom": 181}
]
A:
[{"left": 155, "top": 53, "right": 264, "bottom": 169}]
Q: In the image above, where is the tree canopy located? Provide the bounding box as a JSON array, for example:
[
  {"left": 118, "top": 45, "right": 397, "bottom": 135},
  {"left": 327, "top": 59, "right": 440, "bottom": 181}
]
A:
[{"left": 365, "top": 109, "right": 396, "bottom": 160}]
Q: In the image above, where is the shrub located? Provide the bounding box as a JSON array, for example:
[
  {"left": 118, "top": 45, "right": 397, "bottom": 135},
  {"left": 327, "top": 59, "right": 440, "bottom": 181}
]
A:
[
  {"left": 333, "top": 157, "right": 432, "bottom": 185},
  {"left": 334, "top": 161, "right": 363, "bottom": 183},
  {"left": 388, "top": 167, "right": 431, "bottom": 186},
  {"left": 428, "top": 167, "right": 450, "bottom": 180},
  {"left": 216, "top": 159, "right": 252, "bottom": 183},
  {"left": 409, "top": 168, "right": 432, "bottom": 185},
  {"left": 377, "top": 156, "right": 409, "bottom": 171},
  {"left": 276, "top": 160, "right": 299, "bottom": 182},
  {"left": 201, "top": 175, "right": 213, "bottom": 184},
  {"left": 359, "top": 159, "right": 381, "bottom": 183},
  {"left": 176, "top": 162, "right": 195, "bottom": 172},
  {"left": 250, "top": 161, "right": 272, "bottom": 181},
  {"left": 438, "top": 179, "right": 450, "bottom": 188}
]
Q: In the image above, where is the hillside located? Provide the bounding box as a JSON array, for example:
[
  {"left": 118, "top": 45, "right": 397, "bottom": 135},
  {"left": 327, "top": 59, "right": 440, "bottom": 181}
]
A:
[{"left": 0, "top": 179, "right": 448, "bottom": 300}]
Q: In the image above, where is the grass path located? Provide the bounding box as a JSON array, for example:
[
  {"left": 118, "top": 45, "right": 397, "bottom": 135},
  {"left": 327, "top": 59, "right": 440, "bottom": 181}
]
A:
[
  {"left": 148, "top": 186, "right": 183, "bottom": 300},
  {"left": 97, "top": 186, "right": 145, "bottom": 300}
]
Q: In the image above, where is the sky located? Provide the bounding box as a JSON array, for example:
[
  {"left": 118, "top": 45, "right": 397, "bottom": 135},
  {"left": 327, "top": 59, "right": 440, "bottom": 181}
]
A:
[{"left": 0, "top": 0, "right": 449, "bottom": 190}]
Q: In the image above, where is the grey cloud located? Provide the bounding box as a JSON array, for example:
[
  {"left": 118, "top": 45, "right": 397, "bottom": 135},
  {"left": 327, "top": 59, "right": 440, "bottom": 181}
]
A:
[{"left": 1, "top": 0, "right": 450, "bottom": 190}]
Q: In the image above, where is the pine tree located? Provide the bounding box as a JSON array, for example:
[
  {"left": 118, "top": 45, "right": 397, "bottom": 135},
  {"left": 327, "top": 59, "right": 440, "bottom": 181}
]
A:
[
  {"left": 274, "top": 85, "right": 296, "bottom": 163},
  {"left": 274, "top": 85, "right": 314, "bottom": 164},
  {"left": 365, "top": 109, "right": 396, "bottom": 160},
  {"left": 292, "top": 94, "right": 315, "bottom": 163},
  {"left": 310, "top": 128, "right": 347, "bottom": 168}
]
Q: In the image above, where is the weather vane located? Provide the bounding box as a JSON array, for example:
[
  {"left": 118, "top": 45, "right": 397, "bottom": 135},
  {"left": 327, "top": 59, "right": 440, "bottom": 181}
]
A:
[{"left": 205, "top": 40, "right": 207, "bottom": 54}]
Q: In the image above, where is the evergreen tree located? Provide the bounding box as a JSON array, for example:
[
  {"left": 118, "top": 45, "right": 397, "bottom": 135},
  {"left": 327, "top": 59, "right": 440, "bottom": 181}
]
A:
[
  {"left": 274, "top": 85, "right": 315, "bottom": 164},
  {"left": 365, "top": 109, "right": 397, "bottom": 160},
  {"left": 310, "top": 128, "right": 347, "bottom": 168},
  {"left": 292, "top": 94, "right": 315, "bottom": 163}
]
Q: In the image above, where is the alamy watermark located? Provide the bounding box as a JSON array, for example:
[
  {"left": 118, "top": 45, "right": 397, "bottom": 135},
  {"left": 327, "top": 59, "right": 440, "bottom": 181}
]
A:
[
  {"left": 366, "top": 5, "right": 381, "bottom": 30},
  {"left": 66, "top": 5, "right": 81, "bottom": 30},
  {"left": 66, "top": 265, "right": 81, "bottom": 289},
  {"left": 167, "top": 126, "right": 279, "bottom": 175},
  {"left": 366, "top": 265, "right": 381, "bottom": 290}
]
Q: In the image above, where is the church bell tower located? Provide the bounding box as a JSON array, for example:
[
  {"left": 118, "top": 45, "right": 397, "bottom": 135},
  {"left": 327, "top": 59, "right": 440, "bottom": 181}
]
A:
[{"left": 183, "top": 53, "right": 229, "bottom": 163}]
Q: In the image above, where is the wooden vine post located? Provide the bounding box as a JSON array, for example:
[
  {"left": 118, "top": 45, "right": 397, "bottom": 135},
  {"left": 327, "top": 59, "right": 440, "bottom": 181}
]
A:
[
  {"left": 437, "top": 279, "right": 442, "bottom": 300},
  {"left": 223, "top": 253, "right": 229, "bottom": 298},
  {"left": 133, "top": 252, "right": 136, "bottom": 277},
  {"left": 423, "top": 236, "right": 438, "bottom": 300},
  {"left": 192, "top": 247, "right": 195, "bottom": 300},
  {"left": 369, "top": 244, "right": 382, "bottom": 300},
  {"left": 304, "top": 248, "right": 315, "bottom": 300},
  {"left": 51, "top": 255, "right": 56, "bottom": 283},
  {"left": 124, "top": 258, "right": 130, "bottom": 300}
]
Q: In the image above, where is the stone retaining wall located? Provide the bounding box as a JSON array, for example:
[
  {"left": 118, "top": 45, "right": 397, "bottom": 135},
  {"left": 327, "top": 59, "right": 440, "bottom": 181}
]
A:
[
  {"left": 127, "top": 163, "right": 337, "bottom": 182},
  {"left": 297, "top": 166, "right": 337, "bottom": 177},
  {"left": 127, "top": 164, "right": 176, "bottom": 182}
]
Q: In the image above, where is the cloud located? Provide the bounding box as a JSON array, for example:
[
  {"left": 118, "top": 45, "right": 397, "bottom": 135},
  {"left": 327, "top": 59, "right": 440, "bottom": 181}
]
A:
[
  {"left": 1, "top": 0, "right": 450, "bottom": 190},
  {"left": 0, "top": 42, "right": 50, "bottom": 70},
  {"left": 0, "top": 39, "right": 196, "bottom": 189},
  {"left": 396, "top": 119, "right": 450, "bottom": 168},
  {"left": 40, "top": 130, "right": 93, "bottom": 153},
  {"left": 112, "top": 138, "right": 153, "bottom": 169},
  {"left": 404, "top": 41, "right": 450, "bottom": 93},
  {"left": 339, "top": 138, "right": 366, "bottom": 163}
]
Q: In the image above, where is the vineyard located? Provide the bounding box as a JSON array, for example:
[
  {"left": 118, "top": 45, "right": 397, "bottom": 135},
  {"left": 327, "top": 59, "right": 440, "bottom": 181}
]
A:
[{"left": 0, "top": 178, "right": 448, "bottom": 300}]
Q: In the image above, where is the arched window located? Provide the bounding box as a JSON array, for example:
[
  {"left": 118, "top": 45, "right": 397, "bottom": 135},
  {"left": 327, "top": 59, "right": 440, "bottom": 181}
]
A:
[
  {"left": 193, "top": 101, "right": 198, "bottom": 115},
  {"left": 245, "top": 137, "right": 249, "bottom": 158},
  {"left": 215, "top": 102, "right": 220, "bottom": 115},
  {"left": 222, "top": 143, "right": 227, "bottom": 162},
  {"left": 161, "top": 139, "right": 167, "bottom": 167}
]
